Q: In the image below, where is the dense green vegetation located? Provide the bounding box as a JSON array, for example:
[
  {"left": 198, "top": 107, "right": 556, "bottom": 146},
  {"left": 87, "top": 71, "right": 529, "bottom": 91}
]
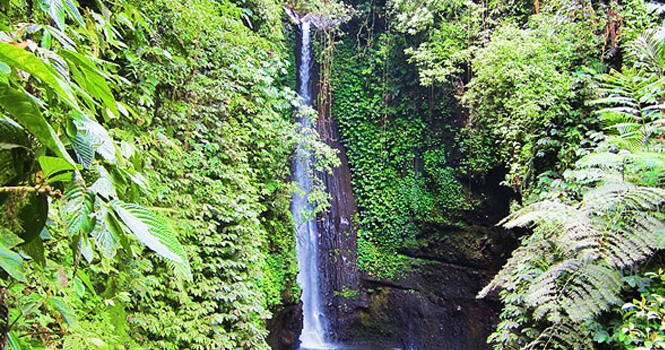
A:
[
  {"left": 332, "top": 0, "right": 665, "bottom": 348},
  {"left": 0, "top": 0, "right": 315, "bottom": 348},
  {"left": 3, "top": 0, "right": 665, "bottom": 348}
]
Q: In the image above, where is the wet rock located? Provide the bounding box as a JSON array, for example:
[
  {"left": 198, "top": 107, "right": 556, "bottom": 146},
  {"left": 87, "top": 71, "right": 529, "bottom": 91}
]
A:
[
  {"left": 317, "top": 110, "right": 365, "bottom": 342},
  {"left": 355, "top": 260, "right": 502, "bottom": 350},
  {"left": 267, "top": 302, "right": 303, "bottom": 350},
  {"left": 402, "top": 224, "right": 518, "bottom": 270}
]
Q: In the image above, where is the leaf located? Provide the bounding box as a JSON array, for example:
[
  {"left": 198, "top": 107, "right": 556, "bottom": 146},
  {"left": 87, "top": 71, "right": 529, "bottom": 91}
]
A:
[
  {"left": 38, "top": 155, "right": 74, "bottom": 179},
  {"left": 21, "top": 236, "right": 45, "bottom": 267},
  {"left": 64, "top": 183, "right": 96, "bottom": 237},
  {"left": 0, "top": 229, "right": 24, "bottom": 248},
  {"left": 89, "top": 165, "right": 116, "bottom": 198},
  {"left": 91, "top": 206, "right": 118, "bottom": 259},
  {"left": 78, "top": 234, "right": 93, "bottom": 263},
  {"left": 63, "top": 0, "right": 84, "bottom": 27},
  {"left": 0, "top": 240, "right": 26, "bottom": 282},
  {"left": 108, "top": 199, "right": 191, "bottom": 278},
  {"left": 8, "top": 331, "right": 26, "bottom": 350},
  {"left": 39, "top": 0, "right": 66, "bottom": 30},
  {"left": 48, "top": 297, "right": 77, "bottom": 327},
  {"left": 71, "top": 131, "right": 94, "bottom": 168},
  {"left": 60, "top": 51, "right": 119, "bottom": 119},
  {"left": 70, "top": 113, "right": 116, "bottom": 164},
  {"left": 0, "top": 115, "right": 29, "bottom": 150},
  {"left": 76, "top": 269, "right": 96, "bottom": 295},
  {"left": 0, "top": 85, "right": 79, "bottom": 171},
  {"left": 0, "top": 42, "right": 78, "bottom": 108}
]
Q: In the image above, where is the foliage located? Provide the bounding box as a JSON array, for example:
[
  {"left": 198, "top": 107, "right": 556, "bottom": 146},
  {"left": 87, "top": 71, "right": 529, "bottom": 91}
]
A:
[
  {"left": 0, "top": 0, "right": 316, "bottom": 348},
  {"left": 480, "top": 18, "right": 665, "bottom": 350},
  {"left": 464, "top": 7, "right": 603, "bottom": 192},
  {"left": 331, "top": 26, "right": 476, "bottom": 277},
  {"left": 610, "top": 270, "right": 665, "bottom": 350}
]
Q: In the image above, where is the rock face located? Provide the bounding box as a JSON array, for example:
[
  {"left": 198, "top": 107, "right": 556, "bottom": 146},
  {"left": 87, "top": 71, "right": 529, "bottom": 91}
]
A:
[
  {"left": 312, "top": 112, "right": 516, "bottom": 349},
  {"left": 267, "top": 303, "right": 303, "bottom": 350},
  {"left": 357, "top": 227, "right": 514, "bottom": 350},
  {"left": 317, "top": 99, "right": 365, "bottom": 342}
]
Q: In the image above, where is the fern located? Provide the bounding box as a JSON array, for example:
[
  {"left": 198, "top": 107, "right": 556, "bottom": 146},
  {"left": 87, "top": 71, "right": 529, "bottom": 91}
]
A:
[
  {"left": 628, "top": 29, "right": 665, "bottom": 78},
  {"left": 522, "top": 323, "right": 594, "bottom": 350},
  {"left": 481, "top": 176, "right": 665, "bottom": 349},
  {"left": 591, "top": 54, "right": 665, "bottom": 152}
]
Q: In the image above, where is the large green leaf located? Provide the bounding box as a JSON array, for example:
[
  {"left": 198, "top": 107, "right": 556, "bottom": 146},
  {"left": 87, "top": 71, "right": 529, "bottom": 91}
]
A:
[
  {"left": 0, "top": 42, "right": 78, "bottom": 109},
  {"left": 109, "top": 199, "right": 191, "bottom": 277},
  {"left": 71, "top": 131, "right": 94, "bottom": 168},
  {"left": 38, "top": 156, "right": 75, "bottom": 179},
  {"left": 0, "top": 84, "right": 79, "bottom": 171},
  {"left": 60, "top": 51, "right": 119, "bottom": 119},
  {"left": 0, "top": 240, "right": 25, "bottom": 282},
  {"left": 71, "top": 113, "right": 116, "bottom": 164},
  {"left": 64, "top": 184, "right": 96, "bottom": 237},
  {"left": 21, "top": 236, "right": 45, "bottom": 267}
]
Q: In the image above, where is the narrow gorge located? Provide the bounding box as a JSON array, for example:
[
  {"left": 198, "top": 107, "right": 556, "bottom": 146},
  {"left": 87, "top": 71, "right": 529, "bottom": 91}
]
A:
[
  {"left": 1, "top": 1, "right": 663, "bottom": 350},
  {"left": 272, "top": 3, "right": 520, "bottom": 349}
]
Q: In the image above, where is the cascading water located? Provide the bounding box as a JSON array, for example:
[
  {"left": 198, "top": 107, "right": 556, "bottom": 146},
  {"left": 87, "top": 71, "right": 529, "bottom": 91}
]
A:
[{"left": 291, "top": 18, "right": 330, "bottom": 350}]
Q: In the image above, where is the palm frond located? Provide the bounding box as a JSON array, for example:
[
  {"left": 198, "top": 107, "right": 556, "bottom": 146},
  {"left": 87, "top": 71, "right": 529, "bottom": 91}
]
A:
[{"left": 628, "top": 29, "right": 665, "bottom": 77}]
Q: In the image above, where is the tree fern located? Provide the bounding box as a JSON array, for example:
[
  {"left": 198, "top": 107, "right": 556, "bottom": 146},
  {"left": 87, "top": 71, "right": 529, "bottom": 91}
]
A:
[
  {"left": 481, "top": 169, "right": 665, "bottom": 349},
  {"left": 522, "top": 323, "right": 594, "bottom": 350},
  {"left": 591, "top": 50, "right": 665, "bottom": 152}
]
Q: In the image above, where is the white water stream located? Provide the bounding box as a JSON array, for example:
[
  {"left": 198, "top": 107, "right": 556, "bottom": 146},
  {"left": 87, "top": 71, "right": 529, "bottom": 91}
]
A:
[{"left": 291, "top": 19, "right": 330, "bottom": 349}]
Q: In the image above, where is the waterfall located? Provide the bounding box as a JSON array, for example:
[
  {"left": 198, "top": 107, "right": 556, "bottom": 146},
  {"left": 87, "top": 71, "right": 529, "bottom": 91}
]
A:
[{"left": 292, "top": 19, "right": 330, "bottom": 349}]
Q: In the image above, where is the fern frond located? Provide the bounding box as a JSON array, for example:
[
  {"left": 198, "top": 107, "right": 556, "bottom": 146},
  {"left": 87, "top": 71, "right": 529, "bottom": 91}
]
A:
[
  {"left": 582, "top": 183, "right": 665, "bottom": 212},
  {"left": 523, "top": 323, "right": 593, "bottom": 350},
  {"left": 559, "top": 264, "right": 623, "bottom": 322},
  {"left": 478, "top": 239, "right": 555, "bottom": 298},
  {"left": 628, "top": 29, "right": 665, "bottom": 77},
  {"left": 500, "top": 200, "right": 578, "bottom": 229}
]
